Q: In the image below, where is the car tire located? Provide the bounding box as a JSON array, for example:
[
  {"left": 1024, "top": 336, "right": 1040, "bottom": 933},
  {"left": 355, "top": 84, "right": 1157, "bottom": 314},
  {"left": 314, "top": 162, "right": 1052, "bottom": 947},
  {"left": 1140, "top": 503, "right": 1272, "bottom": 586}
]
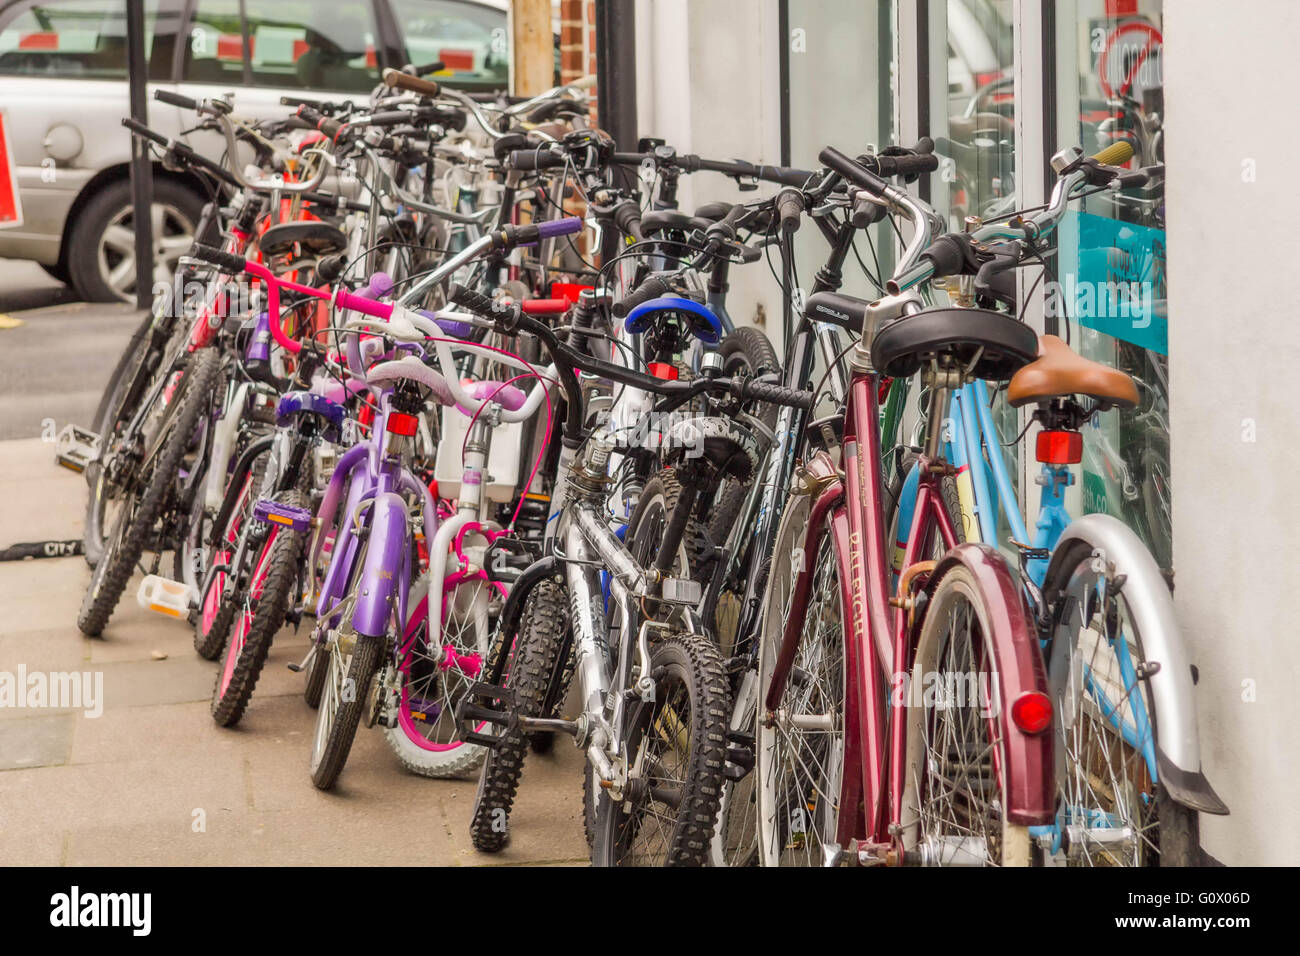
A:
[
  {"left": 67, "top": 177, "right": 204, "bottom": 304},
  {"left": 40, "top": 261, "right": 70, "bottom": 285}
]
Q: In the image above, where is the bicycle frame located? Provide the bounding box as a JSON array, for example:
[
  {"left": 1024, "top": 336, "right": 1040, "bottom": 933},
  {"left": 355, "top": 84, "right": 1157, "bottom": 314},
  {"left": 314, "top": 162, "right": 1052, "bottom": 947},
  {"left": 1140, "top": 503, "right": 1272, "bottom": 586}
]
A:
[{"left": 765, "top": 363, "right": 1055, "bottom": 851}]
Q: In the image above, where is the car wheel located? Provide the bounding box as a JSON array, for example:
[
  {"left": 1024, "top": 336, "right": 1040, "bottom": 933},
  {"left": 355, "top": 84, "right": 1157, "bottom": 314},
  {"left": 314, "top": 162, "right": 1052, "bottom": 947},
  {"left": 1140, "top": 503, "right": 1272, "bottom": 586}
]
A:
[
  {"left": 67, "top": 178, "right": 203, "bottom": 304},
  {"left": 40, "top": 261, "right": 70, "bottom": 285}
]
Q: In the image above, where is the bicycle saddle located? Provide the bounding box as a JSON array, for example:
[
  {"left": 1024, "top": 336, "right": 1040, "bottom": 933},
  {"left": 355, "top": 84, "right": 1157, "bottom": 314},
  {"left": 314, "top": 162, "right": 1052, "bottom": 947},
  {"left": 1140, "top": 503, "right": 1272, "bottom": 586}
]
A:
[
  {"left": 1007, "top": 334, "right": 1138, "bottom": 409},
  {"left": 259, "top": 220, "right": 348, "bottom": 259},
  {"left": 625, "top": 295, "right": 722, "bottom": 345},
  {"left": 660, "top": 416, "right": 760, "bottom": 482},
  {"left": 641, "top": 210, "right": 710, "bottom": 236},
  {"left": 365, "top": 355, "right": 455, "bottom": 407},
  {"left": 804, "top": 291, "right": 869, "bottom": 334},
  {"left": 870, "top": 307, "right": 1038, "bottom": 381},
  {"left": 276, "top": 391, "right": 345, "bottom": 439}
]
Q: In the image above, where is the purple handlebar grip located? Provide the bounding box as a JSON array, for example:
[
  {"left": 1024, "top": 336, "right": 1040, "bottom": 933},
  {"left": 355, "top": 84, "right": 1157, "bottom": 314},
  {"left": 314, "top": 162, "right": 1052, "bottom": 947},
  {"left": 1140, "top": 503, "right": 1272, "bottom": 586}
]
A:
[
  {"left": 537, "top": 216, "right": 584, "bottom": 239},
  {"left": 419, "top": 309, "right": 471, "bottom": 338},
  {"left": 365, "top": 271, "right": 394, "bottom": 299}
]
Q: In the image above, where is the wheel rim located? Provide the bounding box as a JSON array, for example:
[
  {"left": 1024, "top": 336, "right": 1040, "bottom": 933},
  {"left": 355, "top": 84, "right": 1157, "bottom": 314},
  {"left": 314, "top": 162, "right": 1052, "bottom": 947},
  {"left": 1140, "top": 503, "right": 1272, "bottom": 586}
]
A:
[
  {"left": 98, "top": 201, "right": 195, "bottom": 303},
  {"left": 396, "top": 578, "right": 491, "bottom": 751},
  {"left": 756, "top": 533, "right": 845, "bottom": 866},
  {"left": 1049, "top": 563, "right": 1154, "bottom": 866},
  {"left": 310, "top": 636, "right": 351, "bottom": 772},
  {"left": 606, "top": 664, "right": 696, "bottom": 866},
  {"left": 910, "top": 575, "right": 1012, "bottom": 866}
]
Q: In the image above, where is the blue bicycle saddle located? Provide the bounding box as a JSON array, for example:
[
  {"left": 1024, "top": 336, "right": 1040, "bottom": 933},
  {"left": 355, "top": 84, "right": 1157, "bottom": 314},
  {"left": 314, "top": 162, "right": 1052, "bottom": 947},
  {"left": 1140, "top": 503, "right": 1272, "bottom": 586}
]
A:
[{"left": 624, "top": 295, "right": 722, "bottom": 345}]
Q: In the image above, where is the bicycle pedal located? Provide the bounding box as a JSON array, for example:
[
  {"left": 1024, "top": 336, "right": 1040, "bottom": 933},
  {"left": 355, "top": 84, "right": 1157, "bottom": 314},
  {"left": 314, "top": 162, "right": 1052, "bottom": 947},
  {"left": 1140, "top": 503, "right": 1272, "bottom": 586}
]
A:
[
  {"left": 53, "top": 424, "right": 100, "bottom": 474},
  {"left": 136, "top": 575, "right": 197, "bottom": 620},
  {"left": 453, "top": 681, "right": 516, "bottom": 748},
  {"left": 252, "top": 499, "right": 313, "bottom": 533},
  {"left": 1009, "top": 538, "right": 1051, "bottom": 560},
  {"left": 659, "top": 577, "right": 702, "bottom": 606}
]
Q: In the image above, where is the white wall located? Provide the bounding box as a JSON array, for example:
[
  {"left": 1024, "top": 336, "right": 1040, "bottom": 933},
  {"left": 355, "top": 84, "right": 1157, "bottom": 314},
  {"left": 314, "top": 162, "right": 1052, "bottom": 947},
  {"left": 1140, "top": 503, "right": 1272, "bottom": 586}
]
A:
[
  {"left": 1165, "top": 0, "right": 1300, "bottom": 865},
  {"left": 633, "top": 0, "right": 785, "bottom": 344}
]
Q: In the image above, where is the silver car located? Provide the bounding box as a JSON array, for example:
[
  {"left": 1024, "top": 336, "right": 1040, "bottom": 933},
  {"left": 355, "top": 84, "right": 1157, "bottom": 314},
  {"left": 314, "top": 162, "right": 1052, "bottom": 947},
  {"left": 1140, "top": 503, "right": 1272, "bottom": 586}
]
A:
[{"left": 0, "top": 0, "right": 512, "bottom": 301}]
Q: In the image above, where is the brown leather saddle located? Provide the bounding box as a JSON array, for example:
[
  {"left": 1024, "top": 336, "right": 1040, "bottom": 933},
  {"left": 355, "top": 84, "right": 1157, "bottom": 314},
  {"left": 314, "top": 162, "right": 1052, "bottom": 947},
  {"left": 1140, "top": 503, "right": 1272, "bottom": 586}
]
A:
[{"left": 1007, "top": 334, "right": 1138, "bottom": 409}]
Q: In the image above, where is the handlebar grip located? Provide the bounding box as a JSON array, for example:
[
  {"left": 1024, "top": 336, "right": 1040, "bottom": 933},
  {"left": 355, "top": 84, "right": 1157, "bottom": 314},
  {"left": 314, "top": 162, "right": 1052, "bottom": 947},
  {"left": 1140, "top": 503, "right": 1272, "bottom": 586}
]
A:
[
  {"left": 446, "top": 282, "right": 498, "bottom": 317},
  {"left": 739, "top": 379, "right": 815, "bottom": 411},
  {"left": 871, "top": 152, "right": 940, "bottom": 178},
  {"left": 154, "top": 89, "right": 199, "bottom": 111},
  {"left": 334, "top": 288, "right": 392, "bottom": 320},
  {"left": 536, "top": 217, "right": 584, "bottom": 240},
  {"left": 295, "top": 104, "right": 343, "bottom": 139},
  {"left": 506, "top": 148, "right": 566, "bottom": 171},
  {"left": 426, "top": 311, "right": 472, "bottom": 338},
  {"left": 818, "top": 146, "right": 891, "bottom": 196},
  {"left": 613, "top": 199, "right": 644, "bottom": 242},
  {"left": 121, "top": 117, "right": 170, "bottom": 148},
  {"left": 610, "top": 275, "right": 675, "bottom": 319},
  {"left": 407, "top": 60, "right": 446, "bottom": 75},
  {"left": 775, "top": 187, "right": 805, "bottom": 236},
  {"left": 382, "top": 68, "right": 440, "bottom": 97},
  {"left": 190, "top": 243, "right": 249, "bottom": 275}
]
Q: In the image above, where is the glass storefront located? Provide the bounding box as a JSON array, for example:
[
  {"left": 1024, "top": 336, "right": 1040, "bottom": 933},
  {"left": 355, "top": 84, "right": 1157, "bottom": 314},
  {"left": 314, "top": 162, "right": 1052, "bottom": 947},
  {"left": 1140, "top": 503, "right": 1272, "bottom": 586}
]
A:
[
  {"left": 775, "top": 0, "right": 1172, "bottom": 569},
  {"left": 1054, "top": 0, "right": 1170, "bottom": 569}
]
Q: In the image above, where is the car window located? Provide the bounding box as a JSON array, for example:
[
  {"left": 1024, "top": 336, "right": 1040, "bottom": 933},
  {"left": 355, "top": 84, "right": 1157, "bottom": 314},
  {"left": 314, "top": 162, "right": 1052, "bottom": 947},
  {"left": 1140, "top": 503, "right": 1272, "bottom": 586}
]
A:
[
  {"left": 0, "top": 0, "right": 176, "bottom": 80},
  {"left": 388, "top": 0, "right": 508, "bottom": 91},
  {"left": 184, "top": 0, "right": 380, "bottom": 91}
]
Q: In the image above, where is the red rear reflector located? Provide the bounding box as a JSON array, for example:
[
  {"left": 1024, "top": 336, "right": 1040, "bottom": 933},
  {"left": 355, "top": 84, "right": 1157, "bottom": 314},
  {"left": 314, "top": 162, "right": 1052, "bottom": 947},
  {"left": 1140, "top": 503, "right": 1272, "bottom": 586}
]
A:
[
  {"left": 387, "top": 411, "right": 418, "bottom": 436},
  {"left": 1011, "top": 692, "right": 1053, "bottom": 734},
  {"left": 647, "top": 362, "right": 678, "bottom": 380},
  {"left": 1036, "top": 429, "right": 1082, "bottom": 465}
]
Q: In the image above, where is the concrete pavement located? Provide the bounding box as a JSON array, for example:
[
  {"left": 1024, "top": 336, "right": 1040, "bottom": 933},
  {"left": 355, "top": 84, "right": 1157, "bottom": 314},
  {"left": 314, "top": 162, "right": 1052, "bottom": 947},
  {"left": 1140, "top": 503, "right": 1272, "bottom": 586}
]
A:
[{"left": 0, "top": 278, "right": 587, "bottom": 866}]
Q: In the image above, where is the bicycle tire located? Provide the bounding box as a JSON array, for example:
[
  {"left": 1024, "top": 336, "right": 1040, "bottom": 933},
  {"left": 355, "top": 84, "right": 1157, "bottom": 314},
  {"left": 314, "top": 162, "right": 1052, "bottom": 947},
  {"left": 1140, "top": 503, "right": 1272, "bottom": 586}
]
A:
[
  {"left": 309, "top": 631, "right": 384, "bottom": 790},
  {"left": 589, "top": 633, "right": 732, "bottom": 866},
  {"left": 469, "top": 579, "right": 568, "bottom": 852},
  {"left": 906, "top": 557, "right": 1034, "bottom": 866},
  {"left": 210, "top": 490, "right": 308, "bottom": 727},
  {"left": 78, "top": 348, "right": 222, "bottom": 637}
]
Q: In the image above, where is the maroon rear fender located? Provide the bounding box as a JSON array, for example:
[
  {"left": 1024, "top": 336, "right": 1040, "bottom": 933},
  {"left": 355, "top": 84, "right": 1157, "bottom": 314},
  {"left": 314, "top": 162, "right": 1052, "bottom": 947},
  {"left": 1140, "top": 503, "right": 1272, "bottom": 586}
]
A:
[{"left": 927, "top": 543, "right": 1054, "bottom": 826}]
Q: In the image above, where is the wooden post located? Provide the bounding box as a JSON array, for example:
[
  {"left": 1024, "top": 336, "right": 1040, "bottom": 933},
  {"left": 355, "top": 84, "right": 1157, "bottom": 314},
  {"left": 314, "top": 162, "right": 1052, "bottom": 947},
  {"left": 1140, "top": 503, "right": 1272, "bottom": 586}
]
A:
[{"left": 512, "top": 0, "right": 553, "bottom": 96}]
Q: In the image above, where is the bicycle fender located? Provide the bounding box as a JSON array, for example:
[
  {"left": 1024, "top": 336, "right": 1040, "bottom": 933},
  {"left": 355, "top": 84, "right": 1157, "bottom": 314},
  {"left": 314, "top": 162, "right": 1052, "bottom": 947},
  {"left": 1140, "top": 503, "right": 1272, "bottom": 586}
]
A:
[
  {"left": 1044, "top": 513, "right": 1228, "bottom": 815},
  {"left": 351, "top": 492, "right": 409, "bottom": 639},
  {"left": 926, "top": 542, "right": 1055, "bottom": 826}
]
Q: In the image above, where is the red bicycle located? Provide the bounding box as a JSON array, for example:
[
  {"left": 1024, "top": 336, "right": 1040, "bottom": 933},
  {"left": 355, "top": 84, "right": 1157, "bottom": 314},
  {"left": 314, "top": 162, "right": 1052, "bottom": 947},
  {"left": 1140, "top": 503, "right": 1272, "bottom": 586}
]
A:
[{"left": 753, "top": 147, "right": 1062, "bottom": 866}]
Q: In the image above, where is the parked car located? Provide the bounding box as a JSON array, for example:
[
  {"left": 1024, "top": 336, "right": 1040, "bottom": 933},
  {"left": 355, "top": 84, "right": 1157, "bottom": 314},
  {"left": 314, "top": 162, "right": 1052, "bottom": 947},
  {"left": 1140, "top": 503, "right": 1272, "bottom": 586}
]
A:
[{"left": 0, "top": 0, "right": 519, "bottom": 302}]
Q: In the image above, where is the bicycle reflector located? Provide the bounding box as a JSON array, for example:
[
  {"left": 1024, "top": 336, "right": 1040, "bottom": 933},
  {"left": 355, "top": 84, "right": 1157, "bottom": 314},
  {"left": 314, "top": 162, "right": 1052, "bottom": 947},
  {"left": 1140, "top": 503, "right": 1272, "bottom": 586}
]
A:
[
  {"left": 647, "top": 362, "right": 678, "bottom": 380},
  {"left": 1035, "top": 429, "right": 1083, "bottom": 465},
  {"left": 386, "top": 411, "right": 419, "bottom": 437},
  {"left": 1010, "top": 692, "right": 1053, "bottom": 735}
]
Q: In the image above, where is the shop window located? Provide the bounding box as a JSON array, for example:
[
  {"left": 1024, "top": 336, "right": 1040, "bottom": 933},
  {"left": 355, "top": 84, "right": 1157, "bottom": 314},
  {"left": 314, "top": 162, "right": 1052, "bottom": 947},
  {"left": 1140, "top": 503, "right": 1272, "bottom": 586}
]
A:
[
  {"left": 930, "top": 0, "right": 1016, "bottom": 228},
  {"left": 1053, "top": 0, "right": 1169, "bottom": 569}
]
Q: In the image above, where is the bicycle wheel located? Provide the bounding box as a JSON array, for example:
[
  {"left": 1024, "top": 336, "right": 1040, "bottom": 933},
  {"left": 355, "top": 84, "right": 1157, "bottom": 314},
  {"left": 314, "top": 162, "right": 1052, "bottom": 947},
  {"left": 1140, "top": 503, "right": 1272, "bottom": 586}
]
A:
[
  {"left": 469, "top": 579, "right": 569, "bottom": 852},
  {"left": 78, "top": 347, "right": 222, "bottom": 637},
  {"left": 383, "top": 573, "right": 495, "bottom": 778},
  {"left": 589, "top": 633, "right": 731, "bottom": 866},
  {"left": 1043, "top": 536, "right": 1198, "bottom": 866},
  {"left": 905, "top": 559, "right": 1033, "bottom": 866},
  {"left": 754, "top": 517, "right": 846, "bottom": 867},
  {"left": 210, "top": 490, "right": 307, "bottom": 727},
  {"left": 83, "top": 310, "right": 166, "bottom": 567},
  {"left": 193, "top": 449, "right": 269, "bottom": 660},
  {"left": 309, "top": 630, "right": 385, "bottom": 790}
]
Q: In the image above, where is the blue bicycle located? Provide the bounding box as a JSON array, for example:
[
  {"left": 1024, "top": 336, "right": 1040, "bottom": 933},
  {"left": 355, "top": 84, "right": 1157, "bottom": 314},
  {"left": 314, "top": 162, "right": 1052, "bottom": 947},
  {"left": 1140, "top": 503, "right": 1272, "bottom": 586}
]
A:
[{"left": 890, "top": 331, "right": 1227, "bottom": 864}]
